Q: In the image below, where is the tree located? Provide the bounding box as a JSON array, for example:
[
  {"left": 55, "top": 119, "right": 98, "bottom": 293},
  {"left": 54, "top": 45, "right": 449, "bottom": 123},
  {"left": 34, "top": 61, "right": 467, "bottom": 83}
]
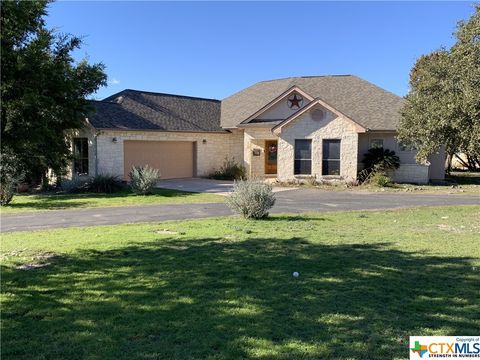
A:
[
  {"left": 0, "top": 0, "right": 107, "bottom": 184},
  {"left": 398, "top": 5, "right": 480, "bottom": 171}
]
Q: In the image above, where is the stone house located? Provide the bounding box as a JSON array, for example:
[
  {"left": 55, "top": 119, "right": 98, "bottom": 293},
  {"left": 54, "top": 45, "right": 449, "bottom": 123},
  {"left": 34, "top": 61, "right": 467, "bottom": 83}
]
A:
[{"left": 71, "top": 75, "right": 445, "bottom": 184}]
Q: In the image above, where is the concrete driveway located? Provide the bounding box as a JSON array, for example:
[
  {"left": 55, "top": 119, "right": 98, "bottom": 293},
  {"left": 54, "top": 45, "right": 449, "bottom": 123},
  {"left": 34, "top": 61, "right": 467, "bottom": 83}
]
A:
[
  {"left": 158, "top": 178, "right": 234, "bottom": 195},
  {"left": 157, "top": 178, "right": 295, "bottom": 195}
]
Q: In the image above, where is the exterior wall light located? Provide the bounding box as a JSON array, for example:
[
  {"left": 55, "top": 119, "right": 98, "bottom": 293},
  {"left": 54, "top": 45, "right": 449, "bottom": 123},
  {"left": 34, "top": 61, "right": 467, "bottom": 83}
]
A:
[
  {"left": 112, "top": 137, "right": 118, "bottom": 143},
  {"left": 202, "top": 139, "right": 207, "bottom": 144}
]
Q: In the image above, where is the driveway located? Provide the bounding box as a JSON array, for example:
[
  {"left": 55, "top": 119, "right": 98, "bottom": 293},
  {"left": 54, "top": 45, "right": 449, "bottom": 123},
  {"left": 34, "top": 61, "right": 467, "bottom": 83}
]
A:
[
  {"left": 158, "top": 178, "right": 234, "bottom": 195},
  {"left": 2, "top": 189, "right": 478, "bottom": 232},
  {"left": 157, "top": 178, "right": 294, "bottom": 195},
  {"left": 273, "top": 189, "right": 479, "bottom": 213}
]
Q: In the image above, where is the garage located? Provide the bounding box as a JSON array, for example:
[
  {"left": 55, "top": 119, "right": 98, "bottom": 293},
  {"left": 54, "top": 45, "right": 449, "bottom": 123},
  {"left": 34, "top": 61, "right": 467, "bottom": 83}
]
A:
[{"left": 123, "top": 140, "right": 195, "bottom": 180}]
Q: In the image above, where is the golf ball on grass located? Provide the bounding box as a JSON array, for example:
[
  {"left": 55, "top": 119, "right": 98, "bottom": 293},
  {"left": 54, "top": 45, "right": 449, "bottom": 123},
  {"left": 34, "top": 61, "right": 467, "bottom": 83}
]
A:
[{"left": 292, "top": 271, "right": 299, "bottom": 278}]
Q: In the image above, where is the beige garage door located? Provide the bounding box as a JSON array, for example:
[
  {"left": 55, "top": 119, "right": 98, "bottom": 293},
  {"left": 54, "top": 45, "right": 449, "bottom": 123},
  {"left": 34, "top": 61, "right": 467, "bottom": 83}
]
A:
[{"left": 124, "top": 140, "right": 195, "bottom": 180}]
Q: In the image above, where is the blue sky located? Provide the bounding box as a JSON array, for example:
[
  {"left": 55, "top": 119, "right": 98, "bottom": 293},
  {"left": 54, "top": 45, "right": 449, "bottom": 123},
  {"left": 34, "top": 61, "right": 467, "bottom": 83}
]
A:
[{"left": 46, "top": 1, "right": 476, "bottom": 100}]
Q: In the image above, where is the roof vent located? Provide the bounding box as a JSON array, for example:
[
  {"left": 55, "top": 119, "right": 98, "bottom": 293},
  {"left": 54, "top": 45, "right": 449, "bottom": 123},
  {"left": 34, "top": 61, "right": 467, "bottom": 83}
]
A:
[
  {"left": 311, "top": 108, "right": 325, "bottom": 121},
  {"left": 114, "top": 96, "right": 124, "bottom": 104}
]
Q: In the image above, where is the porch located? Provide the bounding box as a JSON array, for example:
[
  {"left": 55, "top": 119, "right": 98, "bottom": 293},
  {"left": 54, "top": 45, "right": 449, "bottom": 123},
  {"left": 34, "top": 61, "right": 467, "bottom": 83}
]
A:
[{"left": 243, "top": 128, "right": 279, "bottom": 179}]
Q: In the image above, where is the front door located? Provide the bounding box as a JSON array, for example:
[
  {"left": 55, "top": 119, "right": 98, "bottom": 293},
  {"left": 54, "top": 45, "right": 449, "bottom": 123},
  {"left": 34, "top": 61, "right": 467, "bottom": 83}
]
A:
[{"left": 265, "top": 140, "right": 278, "bottom": 174}]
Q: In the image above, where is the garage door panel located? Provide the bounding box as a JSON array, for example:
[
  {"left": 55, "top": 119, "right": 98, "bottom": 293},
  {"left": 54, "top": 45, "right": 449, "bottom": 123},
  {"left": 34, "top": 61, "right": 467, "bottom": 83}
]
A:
[{"left": 124, "top": 140, "right": 194, "bottom": 180}]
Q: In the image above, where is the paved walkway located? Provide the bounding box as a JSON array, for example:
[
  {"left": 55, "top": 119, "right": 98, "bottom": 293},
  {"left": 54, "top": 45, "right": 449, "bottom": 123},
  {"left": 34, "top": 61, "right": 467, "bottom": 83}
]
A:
[{"left": 2, "top": 190, "right": 478, "bottom": 232}]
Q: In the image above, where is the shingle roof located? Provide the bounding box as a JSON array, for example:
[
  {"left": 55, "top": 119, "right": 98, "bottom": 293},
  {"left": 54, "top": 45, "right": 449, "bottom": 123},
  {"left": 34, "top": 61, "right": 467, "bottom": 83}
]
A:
[
  {"left": 220, "top": 75, "right": 404, "bottom": 131},
  {"left": 89, "top": 76, "right": 404, "bottom": 132},
  {"left": 88, "top": 89, "right": 225, "bottom": 132}
]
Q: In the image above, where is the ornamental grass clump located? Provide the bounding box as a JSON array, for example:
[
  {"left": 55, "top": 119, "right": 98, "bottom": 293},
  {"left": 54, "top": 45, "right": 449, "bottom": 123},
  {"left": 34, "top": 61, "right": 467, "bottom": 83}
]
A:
[
  {"left": 226, "top": 179, "right": 276, "bottom": 219},
  {"left": 129, "top": 165, "right": 160, "bottom": 195},
  {"left": 208, "top": 157, "right": 246, "bottom": 181},
  {"left": 87, "top": 174, "right": 123, "bottom": 193}
]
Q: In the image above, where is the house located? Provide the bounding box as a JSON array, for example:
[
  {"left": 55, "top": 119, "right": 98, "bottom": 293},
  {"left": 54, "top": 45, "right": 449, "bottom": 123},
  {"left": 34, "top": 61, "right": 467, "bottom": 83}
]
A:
[{"left": 71, "top": 75, "right": 445, "bottom": 184}]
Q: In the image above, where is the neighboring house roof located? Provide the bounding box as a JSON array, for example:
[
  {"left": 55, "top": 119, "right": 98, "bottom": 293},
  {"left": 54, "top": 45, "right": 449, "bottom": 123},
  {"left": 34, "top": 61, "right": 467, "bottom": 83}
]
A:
[
  {"left": 221, "top": 75, "right": 404, "bottom": 131},
  {"left": 88, "top": 89, "right": 226, "bottom": 133}
]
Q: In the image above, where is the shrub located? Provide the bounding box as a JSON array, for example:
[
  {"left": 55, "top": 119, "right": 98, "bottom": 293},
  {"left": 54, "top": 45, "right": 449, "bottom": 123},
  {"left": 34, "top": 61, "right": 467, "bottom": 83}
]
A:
[
  {"left": 359, "top": 148, "right": 400, "bottom": 184},
  {"left": 87, "top": 174, "right": 123, "bottom": 193},
  {"left": 0, "top": 154, "right": 23, "bottom": 206},
  {"left": 363, "top": 148, "right": 400, "bottom": 173},
  {"left": 370, "top": 172, "right": 392, "bottom": 187},
  {"left": 0, "top": 175, "right": 16, "bottom": 205},
  {"left": 226, "top": 179, "right": 276, "bottom": 219},
  {"left": 129, "top": 165, "right": 160, "bottom": 195},
  {"left": 61, "top": 178, "right": 90, "bottom": 193},
  {"left": 62, "top": 174, "right": 122, "bottom": 194},
  {"left": 209, "top": 157, "right": 246, "bottom": 181}
]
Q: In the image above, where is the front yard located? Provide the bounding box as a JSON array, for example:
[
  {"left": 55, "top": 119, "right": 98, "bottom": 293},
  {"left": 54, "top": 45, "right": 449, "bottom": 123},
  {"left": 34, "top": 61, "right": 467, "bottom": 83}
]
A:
[
  {"left": 0, "top": 188, "right": 224, "bottom": 214},
  {"left": 2, "top": 206, "right": 479, "bottom": 359}
]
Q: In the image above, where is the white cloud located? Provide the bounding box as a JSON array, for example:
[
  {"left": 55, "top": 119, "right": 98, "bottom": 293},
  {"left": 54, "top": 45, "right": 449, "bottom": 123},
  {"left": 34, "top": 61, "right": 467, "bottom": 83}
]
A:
[{"left": 109, "top": 78, "right": 121, "bottom": 85}]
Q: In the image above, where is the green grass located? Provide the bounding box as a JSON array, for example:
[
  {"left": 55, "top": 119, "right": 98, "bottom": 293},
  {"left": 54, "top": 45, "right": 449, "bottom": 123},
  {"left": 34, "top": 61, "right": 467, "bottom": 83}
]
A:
[
  {"left": 0, "top": 188, "right": 224, "bottom": 214},
  {"left": 2, "top": 206, "right": 479, "bottom": 359}
]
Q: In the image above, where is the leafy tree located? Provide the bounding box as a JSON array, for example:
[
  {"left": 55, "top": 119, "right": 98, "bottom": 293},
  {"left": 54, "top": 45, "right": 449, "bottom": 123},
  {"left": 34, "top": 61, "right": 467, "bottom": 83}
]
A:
[
  {"left": 398, "top": 5, "right": 480, "bottom": 171},
  {"left": 0, "top": 0, "right": 107, "bottom": 184}
]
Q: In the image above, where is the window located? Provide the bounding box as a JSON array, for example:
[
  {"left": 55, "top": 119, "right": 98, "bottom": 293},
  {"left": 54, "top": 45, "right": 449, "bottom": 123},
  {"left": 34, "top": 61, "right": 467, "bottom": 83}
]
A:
[
  {"left": 370, "top": 139, "right": 384, "bottom": 149},
  {"left": 398, "top": 141, "right": 417, "bottom": 152},
  {"left": 294, "top": 139, "right": 312, "bottom": 175},
  {"left": 73, "top": 138, "right": 89, "bottom": 175},
  {"left": 322, "top": 139, "right": 341, "bottom": 175}
]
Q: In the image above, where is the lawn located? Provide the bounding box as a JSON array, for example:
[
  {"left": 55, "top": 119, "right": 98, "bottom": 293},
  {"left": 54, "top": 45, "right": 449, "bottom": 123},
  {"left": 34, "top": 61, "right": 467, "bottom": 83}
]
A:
[
  {"left": 0, "top": 188, "right": 224, "bottom": 214},
  {"left": 1, "top": 206, "right": 479, "bottom": 359}
]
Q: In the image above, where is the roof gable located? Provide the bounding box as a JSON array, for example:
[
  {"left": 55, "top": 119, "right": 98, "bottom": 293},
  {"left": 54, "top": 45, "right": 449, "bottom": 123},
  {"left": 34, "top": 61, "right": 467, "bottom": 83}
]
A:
[
  {"left": 272, "top": 99, "right": 367, "bottom": 135},
  {"left": 241, "top": 86, "right": 314, "bottom": 124},
  {"left": 221, "top": 75, "right": 404, "bottom": 131}
]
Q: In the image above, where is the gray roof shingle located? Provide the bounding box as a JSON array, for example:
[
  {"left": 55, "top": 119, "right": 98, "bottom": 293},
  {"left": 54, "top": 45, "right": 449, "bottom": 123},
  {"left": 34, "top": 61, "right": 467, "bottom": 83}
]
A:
[
  {"left": 89, "top": 76, "right": 403, "bottom": 132},
  {"left": 220, "top": 75, "right": 404, "bottom": 130},
  {"left": 88, "top": 89, "right": 225, "bottom": 132}
]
